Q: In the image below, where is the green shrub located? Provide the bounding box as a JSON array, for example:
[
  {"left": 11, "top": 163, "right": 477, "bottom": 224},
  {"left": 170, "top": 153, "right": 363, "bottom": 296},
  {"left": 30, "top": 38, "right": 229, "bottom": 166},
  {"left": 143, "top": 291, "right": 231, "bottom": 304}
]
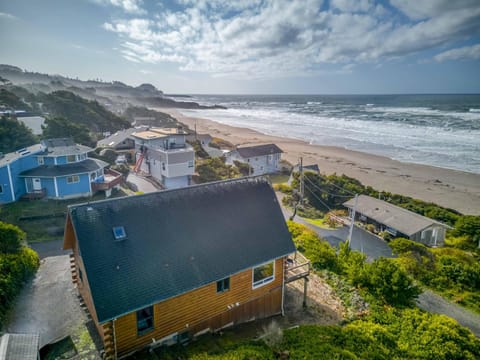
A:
[
  {"left": 273, "top": 183, "right": 292, "bottom": 194},
  {"left": 0, "top": 246, "right": 39, "bottom": 326},
  {"left": 0, "top": 221, "right": 25, "bottom": 253}
]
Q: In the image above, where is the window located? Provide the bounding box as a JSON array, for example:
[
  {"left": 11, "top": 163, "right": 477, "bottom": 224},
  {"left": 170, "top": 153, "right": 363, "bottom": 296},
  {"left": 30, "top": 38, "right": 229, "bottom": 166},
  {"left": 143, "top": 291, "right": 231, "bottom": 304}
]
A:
[
  {"left": 67, "top": 175, "right": 80, "bottom": 184},
  {"left": 252, "top": 261, "right": 275, "bottom": 288},
  {"left": 112, "top": 226, "right": 127, "bottom": 241},
  {"left": 216, "top": 277, "right": 230, "bottom": 293},
  {"left": 37, "top": 156, "right": 44, "bottom": 165},
  {"left": 0, "top": 184, "right": 3, "bottom": 194},
  {"left": 188, "top": 160, "right": 194, "bottom": 168},
  {"left": 67, "top": 155, "right": 77, "bottom": 163},
  {"left": 162, "top": 162, "right": 166, "bottom": 171},
  {"left": 136, "top": 306, "right": 154, "bottom": 335}
]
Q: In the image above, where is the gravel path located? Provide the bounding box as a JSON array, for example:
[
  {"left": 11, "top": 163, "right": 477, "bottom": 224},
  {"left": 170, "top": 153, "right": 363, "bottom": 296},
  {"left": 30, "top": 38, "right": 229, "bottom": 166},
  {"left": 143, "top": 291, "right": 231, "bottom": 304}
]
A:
[{"left": 416, "top": 290, "right": 480, "bottom": 337}]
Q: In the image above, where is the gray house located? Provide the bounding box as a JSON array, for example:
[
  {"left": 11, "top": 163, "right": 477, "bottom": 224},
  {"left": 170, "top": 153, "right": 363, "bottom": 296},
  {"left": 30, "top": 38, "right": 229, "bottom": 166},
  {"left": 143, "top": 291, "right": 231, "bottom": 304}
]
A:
[
  {"left": 344, "top": 195, "right": 450, "bottom": 247},
  {"left": 226, "top": 144, "right": 283, "bottom": 175},
  {"left": 131, "top": 127, "right": 195, "bottom": 189}
]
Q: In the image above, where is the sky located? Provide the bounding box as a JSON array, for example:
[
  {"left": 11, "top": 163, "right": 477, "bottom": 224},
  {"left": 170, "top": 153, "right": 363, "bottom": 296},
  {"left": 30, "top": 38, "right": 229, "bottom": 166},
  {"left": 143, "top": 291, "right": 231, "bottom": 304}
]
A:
[{"left": 0, "top": 0, "right": 479, "bottom": 94}]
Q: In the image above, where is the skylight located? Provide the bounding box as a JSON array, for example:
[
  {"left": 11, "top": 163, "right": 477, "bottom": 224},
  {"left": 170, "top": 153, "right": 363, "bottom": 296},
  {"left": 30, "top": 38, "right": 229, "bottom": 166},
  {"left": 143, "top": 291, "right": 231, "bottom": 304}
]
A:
[{"left": 112, "top": 226, "right": 127, "bottom": 241}]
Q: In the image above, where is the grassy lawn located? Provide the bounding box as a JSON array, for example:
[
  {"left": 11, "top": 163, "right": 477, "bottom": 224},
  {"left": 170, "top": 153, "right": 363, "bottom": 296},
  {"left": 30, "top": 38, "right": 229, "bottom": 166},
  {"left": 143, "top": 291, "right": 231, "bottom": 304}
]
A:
[
  {"left": 304, "top": 217, "right": 342, "bottom": 230},
  {"left": 268, "top": 174, "right": 290, "bottom": 184},
  {"left": 0, "top": 189, "right": 128, "bottom": 242}
]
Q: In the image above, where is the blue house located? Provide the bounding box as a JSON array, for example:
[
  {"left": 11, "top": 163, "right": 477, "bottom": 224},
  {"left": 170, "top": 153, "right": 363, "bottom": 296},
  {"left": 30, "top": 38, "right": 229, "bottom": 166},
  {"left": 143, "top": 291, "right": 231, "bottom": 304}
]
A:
[{"left": 0, "top": 138, "right": 123, "bottom": 204}]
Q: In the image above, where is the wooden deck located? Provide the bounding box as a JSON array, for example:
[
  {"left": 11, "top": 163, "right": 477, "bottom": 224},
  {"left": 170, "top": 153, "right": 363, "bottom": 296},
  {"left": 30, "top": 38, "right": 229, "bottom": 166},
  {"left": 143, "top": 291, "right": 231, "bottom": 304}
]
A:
[
  {"left": 91, "top": 169, "right": 123, "bottom": 192},
  {"left": 284, "top": 252, "right": 310, "bottom": 283}
]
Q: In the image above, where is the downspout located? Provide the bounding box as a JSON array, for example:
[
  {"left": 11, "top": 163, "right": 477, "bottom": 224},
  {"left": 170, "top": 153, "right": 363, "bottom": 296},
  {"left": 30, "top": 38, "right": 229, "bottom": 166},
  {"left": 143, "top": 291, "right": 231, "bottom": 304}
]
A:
[{"left": 7, "top": 164, "right": 15, "bottom": 201}]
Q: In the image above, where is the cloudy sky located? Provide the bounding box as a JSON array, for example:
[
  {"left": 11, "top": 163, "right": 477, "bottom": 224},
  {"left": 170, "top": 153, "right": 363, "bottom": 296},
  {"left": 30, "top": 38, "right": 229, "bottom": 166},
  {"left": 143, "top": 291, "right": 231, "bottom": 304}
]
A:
[{"left": 1, "top": 0, "right": 479, "bottom": 94}]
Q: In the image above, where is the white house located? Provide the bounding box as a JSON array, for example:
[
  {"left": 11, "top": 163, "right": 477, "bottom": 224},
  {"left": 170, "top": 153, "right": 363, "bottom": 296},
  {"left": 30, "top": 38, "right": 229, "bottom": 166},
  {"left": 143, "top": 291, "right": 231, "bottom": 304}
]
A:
[
  {"left": 131, "top": 127, "right": 195, "bottom": 189},
  {"left": 226, "top": 144, "right": 283, "bottom": 175}
]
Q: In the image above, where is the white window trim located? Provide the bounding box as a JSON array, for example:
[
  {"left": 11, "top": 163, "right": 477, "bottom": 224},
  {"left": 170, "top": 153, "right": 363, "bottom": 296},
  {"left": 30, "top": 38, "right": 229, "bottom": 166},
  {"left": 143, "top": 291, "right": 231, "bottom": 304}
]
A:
[
  {"left": 252, "top": 260, "right": 275, "bottom": 289},
  {"left": 66, "top": 154, "right": 77, "bottom": 163},
  {"left": 37, "top": 156, "right": 44, "bottom": 165},
  {"left": 67, "top": 175, "right": 80, "bottom": 184}
]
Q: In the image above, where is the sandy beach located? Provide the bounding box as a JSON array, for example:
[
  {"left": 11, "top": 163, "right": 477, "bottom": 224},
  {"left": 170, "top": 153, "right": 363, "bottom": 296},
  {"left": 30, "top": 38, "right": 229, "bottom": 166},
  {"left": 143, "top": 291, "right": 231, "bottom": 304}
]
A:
[{"left": 163, "top": 109, "right": 480, "bottom": 215}]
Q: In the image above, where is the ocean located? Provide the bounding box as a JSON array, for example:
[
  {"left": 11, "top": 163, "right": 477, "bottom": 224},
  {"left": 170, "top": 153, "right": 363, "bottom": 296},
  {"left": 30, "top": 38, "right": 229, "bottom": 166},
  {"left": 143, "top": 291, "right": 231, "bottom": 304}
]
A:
[{"left": 176, "top": 94, "right": 480, "bottom": 174}]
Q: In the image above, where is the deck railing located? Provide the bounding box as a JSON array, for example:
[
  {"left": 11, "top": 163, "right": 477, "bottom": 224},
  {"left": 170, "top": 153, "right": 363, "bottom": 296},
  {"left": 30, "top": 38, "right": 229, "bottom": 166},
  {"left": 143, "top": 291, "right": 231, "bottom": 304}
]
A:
[
  {"left": 284, "top": 252, "right": 311, "bottom": 283},
  {"left": 91, "top": 169, "right": 123, "bottom": 192}
]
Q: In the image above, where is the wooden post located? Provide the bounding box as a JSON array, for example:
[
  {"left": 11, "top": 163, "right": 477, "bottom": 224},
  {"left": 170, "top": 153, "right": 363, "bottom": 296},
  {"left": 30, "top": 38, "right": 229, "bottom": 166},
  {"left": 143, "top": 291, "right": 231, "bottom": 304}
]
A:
[{"left": 303, "top": 277, "right": 308, "bottom": 308}]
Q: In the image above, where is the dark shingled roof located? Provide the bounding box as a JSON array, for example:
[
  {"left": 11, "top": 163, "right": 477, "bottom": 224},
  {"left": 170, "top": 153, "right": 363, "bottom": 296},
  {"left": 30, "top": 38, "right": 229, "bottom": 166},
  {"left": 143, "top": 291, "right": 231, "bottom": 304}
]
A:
[
  {"left": 68, "top": 177, "right": 295, "bottom": 323},
  {"left": 236, "top": 144, "right": 283, "bottom": 158},
  {"left": 39, "top": 138, "right": 92, "bottom": 156},
  {"left": 19, "top": 158, "right": 108, "bottom": 177}
]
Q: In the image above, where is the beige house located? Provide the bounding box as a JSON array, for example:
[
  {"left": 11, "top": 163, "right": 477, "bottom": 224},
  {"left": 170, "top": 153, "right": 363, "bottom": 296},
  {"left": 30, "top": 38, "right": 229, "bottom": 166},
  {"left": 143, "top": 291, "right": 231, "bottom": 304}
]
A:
[{"left": 344, "top": 195, "right": 451, "bottom": 247}]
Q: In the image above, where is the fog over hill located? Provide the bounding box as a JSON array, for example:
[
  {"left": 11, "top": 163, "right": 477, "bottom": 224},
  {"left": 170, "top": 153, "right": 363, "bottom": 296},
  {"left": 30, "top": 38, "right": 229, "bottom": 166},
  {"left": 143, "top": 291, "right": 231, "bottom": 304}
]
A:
[{"left": 0, "top": 64, "right": 224, "bottom": 112}]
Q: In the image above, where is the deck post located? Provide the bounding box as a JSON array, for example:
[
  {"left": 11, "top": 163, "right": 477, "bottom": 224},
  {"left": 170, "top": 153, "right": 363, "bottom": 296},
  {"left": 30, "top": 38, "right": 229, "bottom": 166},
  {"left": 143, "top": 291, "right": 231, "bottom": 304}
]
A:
[{"left": 303, "top": 277, "right": 308, "bottom": 308}]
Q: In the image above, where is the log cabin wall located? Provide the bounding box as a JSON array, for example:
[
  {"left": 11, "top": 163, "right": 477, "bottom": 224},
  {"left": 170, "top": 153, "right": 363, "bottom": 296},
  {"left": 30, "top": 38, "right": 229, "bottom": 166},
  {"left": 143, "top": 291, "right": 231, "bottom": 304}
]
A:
[{"left": 113, "top": 257, "right": 285, "bottom": 358}]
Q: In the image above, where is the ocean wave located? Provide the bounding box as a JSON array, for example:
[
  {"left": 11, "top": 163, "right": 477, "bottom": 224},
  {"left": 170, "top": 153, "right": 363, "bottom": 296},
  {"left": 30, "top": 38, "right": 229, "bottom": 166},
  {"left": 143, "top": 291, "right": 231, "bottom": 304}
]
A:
[{"left": 470, "top": 108, "right": 480, "bottom": 113}]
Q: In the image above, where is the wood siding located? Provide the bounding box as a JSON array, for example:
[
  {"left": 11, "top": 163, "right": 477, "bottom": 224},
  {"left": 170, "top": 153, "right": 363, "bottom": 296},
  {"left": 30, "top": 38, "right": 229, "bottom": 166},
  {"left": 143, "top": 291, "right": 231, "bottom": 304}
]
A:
[
  {"left": 113, "top": 257, "right": 285, "bottom": 358},
  {"left": 63, "top": 216, "right": 105, "bottom": 342}
]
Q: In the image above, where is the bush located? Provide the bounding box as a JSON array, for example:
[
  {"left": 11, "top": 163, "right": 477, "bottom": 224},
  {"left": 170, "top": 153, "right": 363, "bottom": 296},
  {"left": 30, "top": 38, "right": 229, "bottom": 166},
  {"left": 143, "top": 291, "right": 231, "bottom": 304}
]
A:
[
  {"left": 233, "top": 160, "right": 252, "bottom": 176},
  {"left": 0, "top": 221, "right": 25, "bottom": 254},
  {"left": 0, "top": 247, "right": 39, "bottom": 326},
  {"left": 287, "top": 221, "right": 341, "bottom": 272},
  {"left": 273, "top": 183, "right": 292, "bottom": 194}
]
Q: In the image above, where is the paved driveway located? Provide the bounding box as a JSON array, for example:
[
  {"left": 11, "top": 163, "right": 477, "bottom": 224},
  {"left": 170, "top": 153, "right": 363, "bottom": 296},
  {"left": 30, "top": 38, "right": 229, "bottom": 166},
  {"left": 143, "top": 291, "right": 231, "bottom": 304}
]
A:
[
  {"left": 6, "top": 255, "right": 88, "bottom": 347},
  {"left": 126, "top": 173, "right": 160, "bottom": 193}
]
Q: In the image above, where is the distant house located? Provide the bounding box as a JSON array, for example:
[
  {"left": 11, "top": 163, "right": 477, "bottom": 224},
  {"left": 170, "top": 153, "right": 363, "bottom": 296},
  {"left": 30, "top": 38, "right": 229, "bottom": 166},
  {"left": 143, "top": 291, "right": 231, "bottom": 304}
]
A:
[
  {"left": 0, "top": 138, "right": 122, "bottom": 203},
  {"left": 97, "top": 128, "right": 142, "bottom": 151},
  {"left": 64, "top": 177, "right": 296, "bottom": 359},
  {"left": 131, "top": 127, "right": 195, "bottom": 189},
  {"left": 343, "top": 195, "right": 450, "bottom": 247},
  {"left": 185, "top": 133, "right": 212, "bottom": 147},
  {"left": 0, "top": 333, "right": 40, "bottom": 360},
  {"left": 226, "top": 144, "right": 283, "bottom": 175},
  {"left": 16, "top": 115, "right": 46, "bottom": 135}
]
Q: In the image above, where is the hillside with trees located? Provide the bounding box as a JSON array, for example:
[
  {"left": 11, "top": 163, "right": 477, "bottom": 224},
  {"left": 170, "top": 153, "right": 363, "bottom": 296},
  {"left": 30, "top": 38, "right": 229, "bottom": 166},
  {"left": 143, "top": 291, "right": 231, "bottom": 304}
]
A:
[{"left": 0, "top": 115, "right": 37, "bottom": 153}]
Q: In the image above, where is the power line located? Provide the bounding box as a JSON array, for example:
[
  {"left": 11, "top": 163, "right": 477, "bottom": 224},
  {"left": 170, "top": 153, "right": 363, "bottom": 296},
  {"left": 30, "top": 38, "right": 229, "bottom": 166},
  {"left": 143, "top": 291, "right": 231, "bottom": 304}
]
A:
[
  {"left": 303, "top": 183, "right": 332, "bottom": 211},
  {"left": 304, "top": 175, "right": 353, "bottom": 199},
  {"left": 317, "top": 174, "right": 356, "bottom": 196}
]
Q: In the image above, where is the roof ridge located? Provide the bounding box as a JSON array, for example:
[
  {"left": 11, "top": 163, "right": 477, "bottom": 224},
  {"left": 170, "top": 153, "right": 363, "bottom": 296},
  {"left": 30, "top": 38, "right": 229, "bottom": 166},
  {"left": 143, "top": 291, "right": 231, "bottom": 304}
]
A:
[
  {"left": 356, "top": 194, "right": 448, "bottom": 227},
  {"left": 68, "top": 175, "right": 270, "bottom": 210}
]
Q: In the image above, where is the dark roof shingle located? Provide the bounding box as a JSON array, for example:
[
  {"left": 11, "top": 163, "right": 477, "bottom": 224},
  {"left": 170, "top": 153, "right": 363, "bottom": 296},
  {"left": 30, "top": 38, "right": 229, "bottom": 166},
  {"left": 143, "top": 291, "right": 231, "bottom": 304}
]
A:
[
  {"left": 68, "top": 177, "right": 295, "bottom": 323},
  {"left": 236, "top": 144, "right": 283, "bottom": 158},
  {"left": 20, "top": 158, "right": 107, "bottom": 177}
]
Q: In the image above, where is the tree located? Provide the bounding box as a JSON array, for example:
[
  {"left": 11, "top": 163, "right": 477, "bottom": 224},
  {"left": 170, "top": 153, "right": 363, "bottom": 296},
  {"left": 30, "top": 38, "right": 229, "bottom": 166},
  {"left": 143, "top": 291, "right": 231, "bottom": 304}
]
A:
[
  {"left": 364, "top": 258, "right": 421, "bottom": 306},
  {"left": 453, "top": 215, "right": 480, "bottom": 247},
  {"left": 41, "top": 116, "right": 94, "bottom": 146},
  {"left": 0, "top": 115, "right": 37, "bottom": 153},
  {"left": 0, "top": 221, "right": 26, "bottom": 254}
]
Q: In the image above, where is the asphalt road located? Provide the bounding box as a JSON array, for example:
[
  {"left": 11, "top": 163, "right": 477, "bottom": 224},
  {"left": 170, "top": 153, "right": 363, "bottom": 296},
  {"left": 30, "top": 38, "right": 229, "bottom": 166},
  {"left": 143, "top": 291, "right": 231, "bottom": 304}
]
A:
[{"left": 279, "top": 199, "right": 393, "bottom": 260}]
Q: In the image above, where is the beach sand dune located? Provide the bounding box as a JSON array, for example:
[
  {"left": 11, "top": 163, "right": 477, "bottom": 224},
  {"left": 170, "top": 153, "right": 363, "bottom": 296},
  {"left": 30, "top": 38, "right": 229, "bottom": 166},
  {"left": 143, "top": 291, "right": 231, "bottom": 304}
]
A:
[{"left": 163, "top": 108, "right": 480, "bottom": 215}]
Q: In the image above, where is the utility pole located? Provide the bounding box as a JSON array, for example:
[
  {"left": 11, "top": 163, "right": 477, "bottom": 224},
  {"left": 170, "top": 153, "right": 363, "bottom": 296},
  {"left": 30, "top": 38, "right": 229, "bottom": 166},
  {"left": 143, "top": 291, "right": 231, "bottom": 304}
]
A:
[
  {"left": 300, "top": 157, "right": 304, "bottom": 206},
  {"left": 347, "top": 194, "right": 358, "bottom": 247},
  {"left": 194, "top": 120, "right": 197, "bottom": 141}
]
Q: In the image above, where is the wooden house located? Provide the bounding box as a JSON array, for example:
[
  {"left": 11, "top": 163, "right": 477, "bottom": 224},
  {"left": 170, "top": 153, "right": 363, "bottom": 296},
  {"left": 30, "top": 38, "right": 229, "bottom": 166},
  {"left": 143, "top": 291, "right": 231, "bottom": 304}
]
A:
[{"left": 63, "top": 177, "right": 296, "bottom": 359}]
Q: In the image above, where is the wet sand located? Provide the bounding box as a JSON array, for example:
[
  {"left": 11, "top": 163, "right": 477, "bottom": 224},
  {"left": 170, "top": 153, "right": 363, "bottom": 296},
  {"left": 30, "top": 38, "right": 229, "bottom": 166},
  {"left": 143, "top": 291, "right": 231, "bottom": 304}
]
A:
[{"left": 163, "top": 108, "right": 480, "bottom": 215}]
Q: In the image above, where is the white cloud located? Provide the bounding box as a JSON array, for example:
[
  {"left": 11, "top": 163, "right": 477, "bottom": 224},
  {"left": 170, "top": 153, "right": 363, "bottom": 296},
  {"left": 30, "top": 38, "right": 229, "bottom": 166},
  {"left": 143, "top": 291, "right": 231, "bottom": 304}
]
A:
[
  {"left": 101, "top": 0, "right": 480, "bottom": 79},
  {"left": 434, "top": 44, "right": 480, "bottom": 62},
  {"left": 93, "top": 0, "right": 145, "bottom": 14},
  {"left": 0, "top": 12, "right": 17, "bottom": 20}
]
